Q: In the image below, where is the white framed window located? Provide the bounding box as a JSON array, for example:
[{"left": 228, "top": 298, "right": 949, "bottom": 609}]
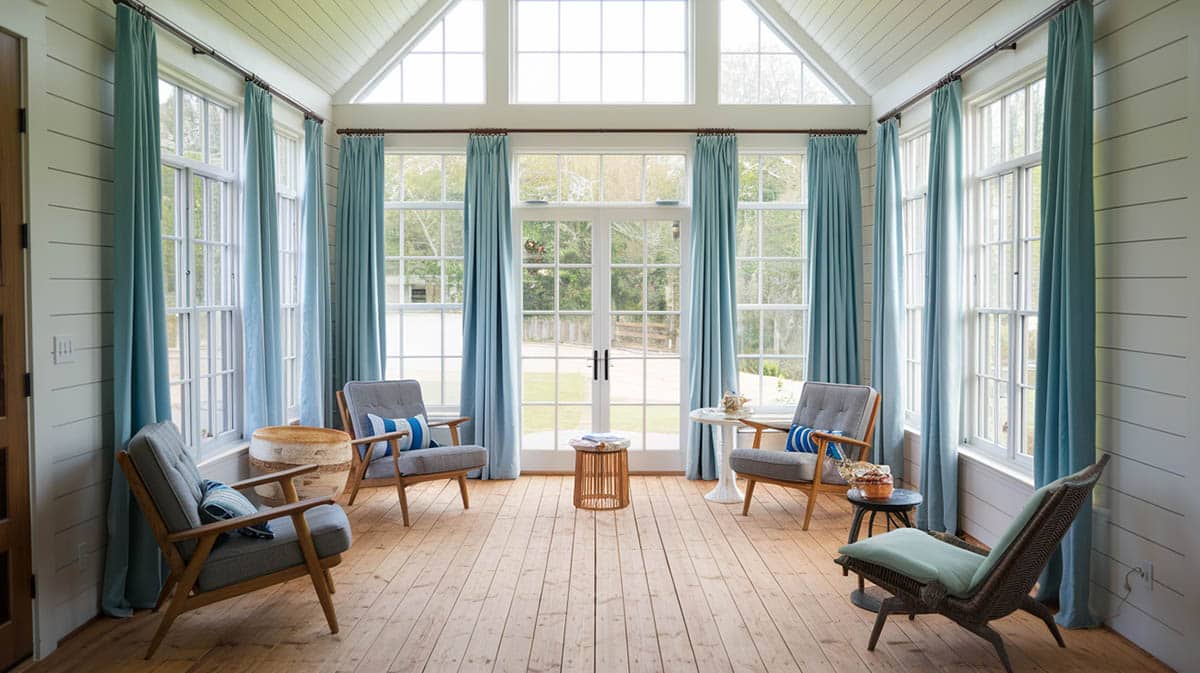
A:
[
  {"left": 966, "top": 76, "right": 1045, "bottom": 467},
  {"left": 512, "top": 0, "right": 690, "bottom": 104},
  {"left": 516, "top": 153, "right": 687, "bottom": 204},
  {"left": 719, "top": 0, "right": 845, "bottom": 104},
  {"left": 383, "top": 154, "right": 467, "bottom": 410},
  {"left": 735, "top": 152, "right": 807, "bottom": 407},
  {"left": 359, "top": 0, "right": 484, "bottom": 103},
  {"left": 900, "top": 129, "right": 929, "bottom": 426},
  {"left": 275, "top": 131, "right": 302, "bottom": 422},
  {"left": 158, "top": 78, "right": 240, "bottom": 457}
]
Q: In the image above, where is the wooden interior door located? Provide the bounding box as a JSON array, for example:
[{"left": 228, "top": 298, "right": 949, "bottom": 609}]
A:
[{"left": 0, "top": 28, "right": 33, "bottom": 671}]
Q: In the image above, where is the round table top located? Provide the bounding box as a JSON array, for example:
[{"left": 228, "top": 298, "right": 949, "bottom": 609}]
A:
[
  {"left": 569, "top": 436, "right": 631, "bottom": 452},
  {"left": 689, "top": 407, "right": 792, "bottom": 426},
  {"left": 847, "top": 487, "right": 923, "bottom": 510}
]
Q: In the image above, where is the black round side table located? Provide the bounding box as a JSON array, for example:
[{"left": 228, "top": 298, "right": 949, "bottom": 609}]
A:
[{"left": 845, "top": 487, "right": 923, "bottom": 612}]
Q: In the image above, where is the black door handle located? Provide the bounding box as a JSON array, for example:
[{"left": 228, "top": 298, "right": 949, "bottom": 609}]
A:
[
  {"left": 593, "top": 350, "right": 599, "bottom": 381},
  {"left": 604, "top": 349, "right": 610, "bottom": 381}
]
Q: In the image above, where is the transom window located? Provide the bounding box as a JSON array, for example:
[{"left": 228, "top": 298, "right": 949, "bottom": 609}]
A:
[
  {"left": 383, "top": 154, "right": 467, "bottom": 409},
  {"left": 516, "top": 153, "right": 687, "bottom": 203},
  {"left": 513, "top": 0, "right": 690, "bottom": 103},
  {"left": 900, "top": 130, "right": 928, "bottom": 425},
  {"left": 968, "top": 77, "right": 1044, "bottom": 466},
  {"left": 719, "top": 0, "right": 844, "bottom": 104},
  {"left": 360, "top": 0, "right": 484, "bottom": 103},
  {"left": 735, "top": 153, "right": 807, "bottom": 407},
  {"left": 276, "top": 132, "right": 302, "bottom": 422},
  {"left": 159, "top": 79, "right": 240, "bottom": 456}
]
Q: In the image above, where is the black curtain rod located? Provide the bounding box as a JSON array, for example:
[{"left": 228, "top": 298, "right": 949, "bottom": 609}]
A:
[
  {"left": 336, "top": 127, "right": 867, "bottom": 136},
  {"left": 113, "top": 0, "right": 324, "bottom": 123},
  {"left": 877, "top": 0, "right": 1080, "bottom": 124}
]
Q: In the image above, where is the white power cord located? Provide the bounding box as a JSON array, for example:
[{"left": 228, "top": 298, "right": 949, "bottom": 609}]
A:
[{"left": 1102, "top": 566, "right": 1143, "bottom": 621}]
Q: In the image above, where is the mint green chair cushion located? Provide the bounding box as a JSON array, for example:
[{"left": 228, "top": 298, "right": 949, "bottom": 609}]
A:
[
  {"left": 967, "top": 475, "right": 1068, "bottom": 590},
  {"left": 838, "top": 528, "right": 985, "bottom": 597}
]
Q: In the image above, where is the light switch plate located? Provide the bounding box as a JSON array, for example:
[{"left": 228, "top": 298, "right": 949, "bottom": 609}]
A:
[{"left": 53, "top": 335, "right": 75, "bottom": 364}]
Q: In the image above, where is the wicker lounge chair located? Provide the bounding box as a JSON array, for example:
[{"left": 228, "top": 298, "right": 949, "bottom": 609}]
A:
[{"left": 835, "top": 454, "right": 1109, "bottom": 673}]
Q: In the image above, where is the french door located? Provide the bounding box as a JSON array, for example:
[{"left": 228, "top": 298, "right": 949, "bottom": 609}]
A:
[{"left": 516, "top": 207, "right": 689, "bottom": 471}]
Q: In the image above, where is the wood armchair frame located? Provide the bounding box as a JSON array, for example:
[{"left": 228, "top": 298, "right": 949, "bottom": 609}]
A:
[
  {"left": 116, "top": 454, "right": 342, "bottom": 659},
  {"left": 335, "top": 390, "right": 473, "bottom": 526},
  {"left": 738, "top": 393, "right": 881, "bottom": 530}
]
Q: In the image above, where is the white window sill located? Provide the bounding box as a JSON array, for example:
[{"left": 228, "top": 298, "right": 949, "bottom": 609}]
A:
[
  {"left": 901, "top": 426, "right": 1035, "bottom": 488},
  {"left": 197, "top": 441, "right": 250, "bottom": 469}
]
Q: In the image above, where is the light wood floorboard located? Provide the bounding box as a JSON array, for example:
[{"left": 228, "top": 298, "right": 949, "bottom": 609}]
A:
[{"left": 29, "top": 476, "right": 1172, "bottom": 673}]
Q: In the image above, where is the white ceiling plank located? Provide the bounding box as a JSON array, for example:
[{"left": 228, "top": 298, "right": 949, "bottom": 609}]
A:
[
  {"left": 863, "top": 0, "right": 1000, "bottom": 90},
  {"left": 751, "top": 0, "right": 870, "bottom": 103},
  {"left": 208, "top": 0, "right": 350, "bottom": 87},
  {"left": 333, "top": 0, "right": 458, "bottom": 104}
]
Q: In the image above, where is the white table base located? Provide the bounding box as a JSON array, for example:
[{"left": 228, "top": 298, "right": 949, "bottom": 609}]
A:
[{"left": 704, "top": 422, "right": 744, "bottom": 503}]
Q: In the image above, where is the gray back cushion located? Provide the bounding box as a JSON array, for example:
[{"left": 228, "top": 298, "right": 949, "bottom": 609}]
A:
[
  {"left": 126, "top": 422, "right": 205, "bottom": 553},
  {"left": 343, "top": 380, "right": 427, "bottom": 461},
  {"left": 792, "top": 382, "right": 878, "bottom": 441}
]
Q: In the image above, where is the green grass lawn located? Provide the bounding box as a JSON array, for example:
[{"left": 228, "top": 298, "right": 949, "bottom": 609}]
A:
[{"left": 521, "top": 372, "right": 679, "bottom": 433}]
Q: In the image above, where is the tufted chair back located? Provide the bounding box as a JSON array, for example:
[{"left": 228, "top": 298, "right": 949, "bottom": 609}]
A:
[
  {"left": 125, "top": 421, "right": 206, "bottom": 556},
  {"left": 791, "top": 382, "right": 879, "bottom": 442}
]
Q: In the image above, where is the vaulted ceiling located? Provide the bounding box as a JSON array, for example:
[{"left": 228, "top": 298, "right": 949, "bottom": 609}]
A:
[
  {"left": 199, "top": 0, "right": 428, "bottom": 93},
  {"left": 195, "top": 0, "right": 1004, "bottom": 97}
]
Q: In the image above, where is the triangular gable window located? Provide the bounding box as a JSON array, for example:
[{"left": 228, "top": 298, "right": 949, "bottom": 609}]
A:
[
  {"left": 359, "top": 0, "right": 484, "bottom": 104},
  {"left": 719, "top": 0, "right": 846, "bottom": 104}
]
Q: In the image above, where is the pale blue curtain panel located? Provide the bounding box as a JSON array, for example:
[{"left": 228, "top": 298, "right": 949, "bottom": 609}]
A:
[
  {"left": 1033, "top": 0, "right": 1098, "bottom": 629},
  {"left": 103, "top": 4, "right": 171, "bottom": 618},
  {"left": 240, "top": 82, "right": 283, "bottom": 435},
  {"left": 871, "top": 119, "right": 905, "bottom": 478},
  {"left": 460, "top": 134, "right": 521, "bottom": 479},
  {"left": 299, "top": 118, "right": 332, "bottom": 427},
  {"left": 917, "top": 80, "right": 964, "bottom": 534},
  {"left": 686, "top": 133, "right": 739, "bottom": 481},
  {"left": 806, "top": 134, "right": 863, "bottom": 385},
  {"left": 333, "top": 135, "right": 388, "bottom": 393}
]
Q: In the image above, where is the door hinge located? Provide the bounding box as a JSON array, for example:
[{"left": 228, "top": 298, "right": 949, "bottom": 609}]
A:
[
  {"left": 20, "top": 222, "right": 29, "bottom": 249},
  {"left": 18, "top": 107, "right": 27, "bottom": 134},
  {"left": 30, "top": 575, "right": 36, "bottom": 599},
  {"left": 24, "top": 372, "right": 31, "bottom": 397}
]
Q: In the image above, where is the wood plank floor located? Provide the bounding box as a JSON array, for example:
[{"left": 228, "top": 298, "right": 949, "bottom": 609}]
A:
[{"left": 29, "top": 476, "right": 1172, "bottom": 673}]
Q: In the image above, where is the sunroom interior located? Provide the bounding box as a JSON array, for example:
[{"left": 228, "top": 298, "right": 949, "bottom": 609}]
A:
[{"left": 0, "top": 0, "right": 1196, "bottom": 672}]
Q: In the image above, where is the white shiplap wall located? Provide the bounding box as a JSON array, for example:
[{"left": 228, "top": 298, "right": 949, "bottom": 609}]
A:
[
  {"left": 869, "top": 1, "right": 1199, "bottom": 670},
  {"left": 6, "top": 0, "right": 333, "bottom": 656}
]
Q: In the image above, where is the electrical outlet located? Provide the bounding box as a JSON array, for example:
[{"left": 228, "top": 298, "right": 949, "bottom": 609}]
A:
[
  {"left": 1136, "top": 561, "right": 1154, "bottom": 591},
  {"left": 53, "top": 335, "right": 75, "bottom": 364}
]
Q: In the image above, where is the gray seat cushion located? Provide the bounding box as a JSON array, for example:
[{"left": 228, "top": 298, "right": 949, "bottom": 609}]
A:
[
  {"left": 126, "top": 422, "right": 205, "bottom": 556},
  {"left": 731, "top": 448, "right": 849, "bottom": 485},
  {"left": 343, "top": 380, "right": 429, "bottom": 462},
  {"left": 197, "top": 504, "right": 352, "bottom": 592},
  {"left": 365, "top": 444, "right": 488, "bottom": 478}
]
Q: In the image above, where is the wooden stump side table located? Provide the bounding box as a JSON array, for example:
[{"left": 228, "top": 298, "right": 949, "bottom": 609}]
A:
[
  {"left": 249, "top": 426, "right": 352, "bottom": 505},
  {"left": 571, "top": 438, "right": 631, "bottom": 510}
]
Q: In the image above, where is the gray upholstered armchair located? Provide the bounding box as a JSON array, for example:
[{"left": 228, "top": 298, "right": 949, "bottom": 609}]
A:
[
  {"left": 336, "top": 379, "right": 488, "bottom": 526},
  {"left": 730, "top": 382, "right": 880, "bottom": 530},
  {"left": 117, "top": 422, "right": 352, "bottom": 658}
]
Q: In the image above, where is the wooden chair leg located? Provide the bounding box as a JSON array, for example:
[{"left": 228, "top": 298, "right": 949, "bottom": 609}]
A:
[
  {"left": 742, "top": 479, "right": 756, "bottom": 516},
  {"left": 801, "top": 486, "right": 818, "bottom": 531},
  {"left": 324, "top": 568, "right": 336, "bottom": 594},
  {"left": 146, "top": 536, "right": 216, "bottom": 658},
  {"left": 153, "top": 572, "right": 178, "bottom": 611},
  {"left": 397, "top": 481, "right": 411, "bottom": 527},
  {"left": 346, "top": 460, "right": 368, "bottom": 506},
  {"left": 458, "top": 474, "right": 470, "bottom": 509},
  {"left": 868, "top": 596, "right": 902, "bottom": 651}
]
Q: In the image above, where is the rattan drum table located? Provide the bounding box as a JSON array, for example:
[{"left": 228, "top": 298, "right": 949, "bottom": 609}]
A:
[{"left": 570, "top": 435, "right": 631, "bottom": 510}]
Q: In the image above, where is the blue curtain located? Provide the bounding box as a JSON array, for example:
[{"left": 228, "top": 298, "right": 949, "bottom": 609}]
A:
[
  {"left": 241, "top": 82, "right": 282, "bottom": 433},
  {"left": 1034, "top": 0, "right": 1097, "bottom": 629},
  {"left": 686, "top": 134, "right": 739, "bottom": 480},
  {"left": 461, "top": 134, "right": 520, "bottom": 479},
  {"left": 917, "top": 80, "right": 964, "bottom": 533},
  {"left": 333, "top": 135, "right": 387, "bottom": 393},
  {"left": 103, "top": 4, "right": 170, "bottom": 617},
  {"left": 871, "top": 120, "right": 904, "bottom": 478},
  {"left": 299, "top": 118, "right": 331, "bottom": 426},
  {"left": 806, "top": 134, "right": 863, "bottom": 384}
]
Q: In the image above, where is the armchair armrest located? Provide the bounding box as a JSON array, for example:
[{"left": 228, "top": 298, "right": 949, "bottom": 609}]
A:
[
  {"left": 739, "top": 419, "right": 791, "bottom": 432},
  {"left": 428, "top": 416, "right": 470, "bottom": 428},
  {"left": 348, "top": 429, "right": 410, "bottom": 447},
  {"left": 228, "top": 464, "right": 318, "bottom": 491},
  {"left": 166, "top": 496, "right": 333, "bottom": 543},
  {"left": 810, "top": 432, "right": 870, "bottom": 449}
]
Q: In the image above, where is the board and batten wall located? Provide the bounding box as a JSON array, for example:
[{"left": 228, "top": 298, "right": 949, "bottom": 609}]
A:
[
  {"left": 3, "top": 0, "right": 334, "bottom": 657},
  {"left": 869, "top": 1, "right": 1200, "bottom": 670}
]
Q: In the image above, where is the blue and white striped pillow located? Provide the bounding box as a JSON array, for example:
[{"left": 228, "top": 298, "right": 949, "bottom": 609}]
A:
[
  {"left": 785, "top": 424, "right": 846, "bottom": 459},
  {"left": 199, "top": 479, "right": 273, "bottom": 539},
  {"left": 366, "top": 413, "right": 439, "bottom": 458}
]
